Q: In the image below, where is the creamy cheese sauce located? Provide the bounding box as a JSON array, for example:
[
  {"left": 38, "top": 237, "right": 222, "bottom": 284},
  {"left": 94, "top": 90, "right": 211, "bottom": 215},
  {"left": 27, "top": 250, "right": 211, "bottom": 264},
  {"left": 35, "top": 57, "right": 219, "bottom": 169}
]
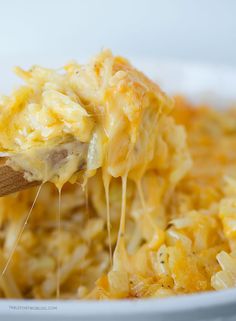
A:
[{"left": 1, "top": 52, "right": 235, "bottom": 299}]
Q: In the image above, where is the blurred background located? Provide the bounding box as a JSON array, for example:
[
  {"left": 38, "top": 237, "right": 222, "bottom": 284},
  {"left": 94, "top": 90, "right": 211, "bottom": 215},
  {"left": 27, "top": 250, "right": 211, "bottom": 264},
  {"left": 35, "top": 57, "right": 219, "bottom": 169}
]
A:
[
  {"left": 0, "top": 0, "right": 235, "bottom": 65},
  {"left": 0, "top": 0, "right": 235, "bottom": 102}
]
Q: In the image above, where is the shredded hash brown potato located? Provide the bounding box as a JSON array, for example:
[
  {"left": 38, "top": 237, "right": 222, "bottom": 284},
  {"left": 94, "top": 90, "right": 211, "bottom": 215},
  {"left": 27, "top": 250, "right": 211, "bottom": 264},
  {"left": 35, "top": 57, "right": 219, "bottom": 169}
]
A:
[{"left": 0, "top": 51, "right": 236, "bottom": 299}]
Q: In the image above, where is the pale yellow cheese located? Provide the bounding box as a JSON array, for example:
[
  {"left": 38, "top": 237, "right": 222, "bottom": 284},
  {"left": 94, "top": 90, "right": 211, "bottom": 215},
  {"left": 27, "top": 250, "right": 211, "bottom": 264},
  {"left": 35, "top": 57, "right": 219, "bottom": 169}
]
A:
[{"left": 2, "top": 52, "right": 234, "bottom": 300}]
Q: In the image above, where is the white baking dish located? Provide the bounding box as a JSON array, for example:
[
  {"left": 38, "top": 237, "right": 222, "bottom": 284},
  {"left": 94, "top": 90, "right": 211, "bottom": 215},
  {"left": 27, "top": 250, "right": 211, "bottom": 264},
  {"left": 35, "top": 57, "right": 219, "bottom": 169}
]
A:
[{"left": 0, "top": 59, "right": 236, "bottom": 321}]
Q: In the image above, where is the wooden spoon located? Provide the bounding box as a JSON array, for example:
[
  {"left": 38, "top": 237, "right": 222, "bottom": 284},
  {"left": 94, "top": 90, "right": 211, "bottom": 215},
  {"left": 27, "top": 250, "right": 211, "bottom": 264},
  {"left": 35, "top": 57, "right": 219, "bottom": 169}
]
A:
[
  {"left": 0, "top": 141, "right": 88, "bottom": 197},
  {"left": 0, "top": 158, "right": 39, "bottom": 197}
]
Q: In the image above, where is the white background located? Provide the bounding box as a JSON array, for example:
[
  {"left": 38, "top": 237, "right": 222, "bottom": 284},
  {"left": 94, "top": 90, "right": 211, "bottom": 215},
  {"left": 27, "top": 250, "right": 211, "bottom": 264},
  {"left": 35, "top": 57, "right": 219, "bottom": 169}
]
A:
[
  {"left": 0, "top": 0, "right": 235, "bottom": 65},
  {"left": 0, "top": 0, "right": 235, "bottom": 99}
]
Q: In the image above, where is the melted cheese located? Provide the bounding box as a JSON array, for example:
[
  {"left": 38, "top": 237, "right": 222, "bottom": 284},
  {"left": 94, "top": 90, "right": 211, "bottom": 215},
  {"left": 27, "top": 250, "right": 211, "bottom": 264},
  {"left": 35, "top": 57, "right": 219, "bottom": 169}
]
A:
[
  {"left": 2, "top": 51, "right": 221, "bottom": 300},
  {"left": 0, "top": 50, "right": 185, "bottom": 188}
]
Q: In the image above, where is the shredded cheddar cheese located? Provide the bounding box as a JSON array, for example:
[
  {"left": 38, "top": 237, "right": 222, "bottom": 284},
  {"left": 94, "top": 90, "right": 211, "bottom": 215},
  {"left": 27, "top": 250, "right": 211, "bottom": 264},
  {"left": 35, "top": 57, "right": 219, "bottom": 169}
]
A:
[{"left": 0, "top": 51, "right": 236, "bottom": 299}]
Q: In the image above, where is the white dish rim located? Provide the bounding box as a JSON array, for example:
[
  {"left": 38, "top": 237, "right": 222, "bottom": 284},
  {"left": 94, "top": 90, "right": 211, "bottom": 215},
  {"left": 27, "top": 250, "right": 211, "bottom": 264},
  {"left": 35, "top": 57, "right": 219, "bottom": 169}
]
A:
[
  {"left": 1, "top": 287, "right": 236, "bottom": 317},
  {"left": 1, "top": 60, "right": 236, "bottom": 319}
]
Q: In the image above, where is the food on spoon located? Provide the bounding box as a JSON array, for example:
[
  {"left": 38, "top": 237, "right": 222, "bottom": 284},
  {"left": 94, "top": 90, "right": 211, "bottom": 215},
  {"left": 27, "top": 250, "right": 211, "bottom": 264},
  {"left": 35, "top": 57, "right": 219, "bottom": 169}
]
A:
[
  {"left": 0, "top": 50, "right": 190, "bottom": 188},
  {"left": 0, "top": 51, "right": 235, "bottom": 299}
]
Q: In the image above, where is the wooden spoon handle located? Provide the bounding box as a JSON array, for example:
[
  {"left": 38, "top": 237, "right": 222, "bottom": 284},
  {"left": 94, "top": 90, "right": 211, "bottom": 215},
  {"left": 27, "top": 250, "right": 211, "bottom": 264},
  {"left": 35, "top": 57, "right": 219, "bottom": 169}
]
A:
[{"left": 0, "top": 159, "right": 39, "bottom": 197}]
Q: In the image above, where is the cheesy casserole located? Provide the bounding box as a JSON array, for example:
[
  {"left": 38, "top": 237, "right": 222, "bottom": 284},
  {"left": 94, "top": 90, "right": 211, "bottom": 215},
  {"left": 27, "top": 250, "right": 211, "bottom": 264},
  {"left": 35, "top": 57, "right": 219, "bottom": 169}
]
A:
[{"left": 0, "top": 51, "right": 235, "bottom": 299}]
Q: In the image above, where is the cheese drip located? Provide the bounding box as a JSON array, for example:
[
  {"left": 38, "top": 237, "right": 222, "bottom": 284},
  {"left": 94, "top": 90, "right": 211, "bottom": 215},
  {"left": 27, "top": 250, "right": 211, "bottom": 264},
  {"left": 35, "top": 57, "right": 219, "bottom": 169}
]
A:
[
  {"left": 0, "top": 50, "right": 193, "bottom": 298},
  {"left": 103, "top": 172, "right": 112, "bottom": 264}
]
